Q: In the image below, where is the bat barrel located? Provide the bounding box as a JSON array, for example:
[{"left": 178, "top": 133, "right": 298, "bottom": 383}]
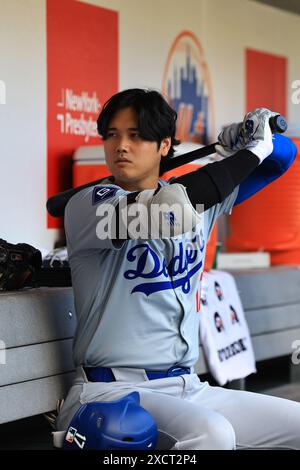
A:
[{"left": 47, "top": 114, "right": 288, "bottom": 218}]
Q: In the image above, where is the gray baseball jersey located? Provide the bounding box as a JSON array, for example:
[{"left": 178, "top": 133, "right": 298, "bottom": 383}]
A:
[{"left": 64, "top": 177, "right": 238, "bottom": 370}]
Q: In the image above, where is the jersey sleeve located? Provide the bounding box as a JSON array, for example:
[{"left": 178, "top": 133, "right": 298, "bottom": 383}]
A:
[
  {"left": 234, "top": 134, "right": 297, "bottom": 205},
  {"left": 64, "top": 184, "right": 129, "bottom": 254},
  {"left": 204, "top": 186, "right": 239, "bottom": 242}
]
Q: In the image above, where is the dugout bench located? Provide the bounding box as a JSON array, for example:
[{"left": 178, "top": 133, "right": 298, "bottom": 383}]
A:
[{"left": 1, "top": 266, "right": 300, "bottom": 424}]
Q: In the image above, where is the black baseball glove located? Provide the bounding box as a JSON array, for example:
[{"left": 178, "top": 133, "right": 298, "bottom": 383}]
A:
[{"left": 0, "top": 239, "right": 42, "bottom": 290}]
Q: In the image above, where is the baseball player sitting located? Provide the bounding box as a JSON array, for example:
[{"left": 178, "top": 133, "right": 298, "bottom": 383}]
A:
[{"left": 53, "top": 88, "right": 300, "bottom": 450}]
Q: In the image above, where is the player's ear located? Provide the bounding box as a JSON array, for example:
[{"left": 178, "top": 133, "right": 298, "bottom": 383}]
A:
[{"left": 160, "top": 137, "right": 171, "bottom": 157}]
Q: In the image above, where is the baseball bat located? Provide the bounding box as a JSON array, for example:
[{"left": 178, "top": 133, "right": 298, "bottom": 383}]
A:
[{"left": 47, "top": 114, "right": 287, "bottom": 217}]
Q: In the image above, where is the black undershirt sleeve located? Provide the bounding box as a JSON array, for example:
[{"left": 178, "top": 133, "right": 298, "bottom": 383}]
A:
[
  {"left": 170, "top": 149, "right": 260, "bottom": 210},
  {"left": 114, "top": 149, "right": 260, "bottom": 239}
]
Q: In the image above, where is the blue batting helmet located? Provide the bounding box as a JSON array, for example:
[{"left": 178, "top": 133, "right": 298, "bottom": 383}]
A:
[{"left": 62, "top": 392, "right": 157, "bottom": 450}]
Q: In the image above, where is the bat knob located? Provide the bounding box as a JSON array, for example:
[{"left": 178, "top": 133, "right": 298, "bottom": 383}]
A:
[{"left": 269, "top": 115, "right": 288, "bottom": 134}]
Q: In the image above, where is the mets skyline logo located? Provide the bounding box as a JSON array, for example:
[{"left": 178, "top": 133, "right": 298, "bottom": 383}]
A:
[{"left": 162, "top": 31, "right": 215, "bottom": 145}]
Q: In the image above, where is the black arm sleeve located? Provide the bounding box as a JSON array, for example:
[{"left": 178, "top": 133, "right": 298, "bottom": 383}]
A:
[
  {"left": 113, "top": 149, "right": 259, "bottom": 239},
  {"left": 171, "top": 149, "right": 260, "bottom": 210}
]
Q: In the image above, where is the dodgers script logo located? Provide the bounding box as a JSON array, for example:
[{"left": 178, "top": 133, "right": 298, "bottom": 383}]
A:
[{"left": 124, "top": 234, "right": 205, "bottom": 296}]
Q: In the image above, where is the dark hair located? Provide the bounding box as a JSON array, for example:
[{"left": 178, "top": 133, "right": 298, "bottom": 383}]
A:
[{"left": 97, "top": 88, "right": 180, "bottom": 175}]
